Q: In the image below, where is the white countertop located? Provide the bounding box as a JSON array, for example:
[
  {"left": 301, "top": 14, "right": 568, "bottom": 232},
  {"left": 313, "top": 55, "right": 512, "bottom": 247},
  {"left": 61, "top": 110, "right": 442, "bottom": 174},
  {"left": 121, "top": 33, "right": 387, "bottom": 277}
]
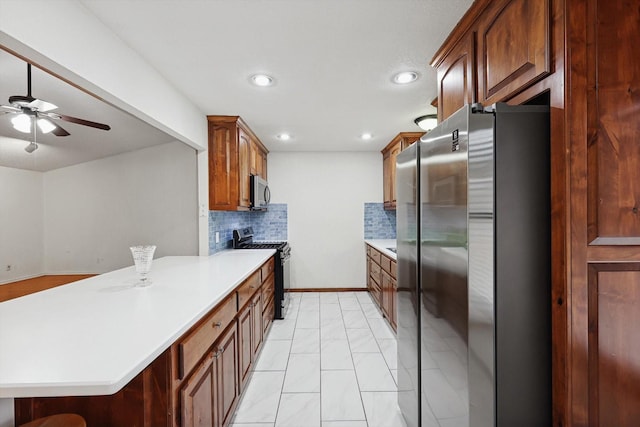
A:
[
  {"left": 365, "top": 239, "right": 397, "bottom": 260},
  {"left": 0, "top": 250, "right": 275, "bottom": 398}
]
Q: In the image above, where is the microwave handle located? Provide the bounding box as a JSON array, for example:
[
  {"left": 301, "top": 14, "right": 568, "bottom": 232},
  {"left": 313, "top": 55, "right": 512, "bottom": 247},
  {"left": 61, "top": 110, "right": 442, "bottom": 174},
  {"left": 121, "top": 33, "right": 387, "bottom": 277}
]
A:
[{"left": 264, "top": 185, "right": 271, "bottom": 205}]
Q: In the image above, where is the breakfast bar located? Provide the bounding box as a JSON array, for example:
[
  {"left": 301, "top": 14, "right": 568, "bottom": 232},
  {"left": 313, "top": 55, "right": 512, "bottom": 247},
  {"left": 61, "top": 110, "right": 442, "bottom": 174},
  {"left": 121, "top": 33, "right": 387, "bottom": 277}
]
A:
[{"left": 0, "top": 250, "right": 276, "bottom": 426}]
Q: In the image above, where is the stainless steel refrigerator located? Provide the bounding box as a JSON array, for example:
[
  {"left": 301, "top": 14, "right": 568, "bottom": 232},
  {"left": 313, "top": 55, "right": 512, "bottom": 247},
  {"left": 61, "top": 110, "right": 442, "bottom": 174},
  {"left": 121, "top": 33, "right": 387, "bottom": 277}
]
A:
[{"left": 396, "top": 103, "right": 551, "bottom": 427}]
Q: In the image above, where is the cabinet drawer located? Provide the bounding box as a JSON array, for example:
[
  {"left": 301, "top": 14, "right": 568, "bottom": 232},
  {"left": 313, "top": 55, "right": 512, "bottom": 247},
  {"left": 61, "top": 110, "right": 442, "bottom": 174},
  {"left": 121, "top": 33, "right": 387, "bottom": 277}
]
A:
[
  {"left": 371, "top": 281, "right": 382, "bottom": 306},
  {"left": 179, "top": 294, "right": 237, "bottom": 379},
  {"left": 237, "top": 270, "right": 261, "bottom": 310},
  {"left": 380, "top": 255, "right": 391, "bottom": 275},
  {"left": 390, "top": 260, "right": 397, "bottom": 279},
  {"left": 263, "top": 298, "right": 274, "bottom": 335},
  {"left": 261, "top": 274, "right": 275, "bottom": 306},
  {"left": 261, "top": 258, "right": 275, "bottom": 281},
  {"left": 368, "top": 247, "right": 381, "bottom": 265},
  {"left": 369, "top": 261, "right": 381, "bottom": 285}
]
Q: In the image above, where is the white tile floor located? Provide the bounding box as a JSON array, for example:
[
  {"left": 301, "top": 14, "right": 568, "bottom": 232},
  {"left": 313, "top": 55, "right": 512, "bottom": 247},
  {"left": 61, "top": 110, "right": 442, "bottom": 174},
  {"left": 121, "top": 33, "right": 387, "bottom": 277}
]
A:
[{"left": 231, "top": 291, "right": 407, "bottom": 427}]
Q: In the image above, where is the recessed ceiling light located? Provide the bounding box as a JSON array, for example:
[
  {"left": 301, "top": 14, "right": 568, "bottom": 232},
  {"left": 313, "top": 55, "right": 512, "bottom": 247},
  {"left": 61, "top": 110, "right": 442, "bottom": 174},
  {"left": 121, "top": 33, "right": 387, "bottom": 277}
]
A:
[
  {"left": 251, "top": 74, "right": 274, "bottom": 87},
  {"left": 361, "top": 133, "right": 373, "bottom": 140},
  {"left": 277, "top": 133, "right": 291, "bottom": 141},
  {"left": 392, "top": 71, "right": 419, "bottom": 84}
]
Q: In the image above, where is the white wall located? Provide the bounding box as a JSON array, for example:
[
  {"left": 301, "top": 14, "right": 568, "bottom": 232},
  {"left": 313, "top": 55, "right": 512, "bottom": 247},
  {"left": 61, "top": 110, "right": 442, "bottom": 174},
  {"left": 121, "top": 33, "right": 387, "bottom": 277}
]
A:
[
  {"left": 0, "top": 166, "right": 43, "bottom": 284},
  {"left": 268, "top": 152, "right": 381, "bottom": 289},
  {"left": 43, "top": 142, "right": 198, "bottom": 273}
]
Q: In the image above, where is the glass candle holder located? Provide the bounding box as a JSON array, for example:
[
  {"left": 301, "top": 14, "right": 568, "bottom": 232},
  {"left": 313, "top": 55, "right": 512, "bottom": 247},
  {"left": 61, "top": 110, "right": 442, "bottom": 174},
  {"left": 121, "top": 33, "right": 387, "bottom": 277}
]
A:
[{"left": 130, "top": 245, "right": 156, "bottom": 287}]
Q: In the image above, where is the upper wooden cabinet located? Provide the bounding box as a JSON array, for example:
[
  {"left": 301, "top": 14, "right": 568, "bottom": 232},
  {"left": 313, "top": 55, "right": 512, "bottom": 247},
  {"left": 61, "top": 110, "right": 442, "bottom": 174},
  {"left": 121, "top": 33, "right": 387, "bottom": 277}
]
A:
[
  {"left": 250, "top": 139, "right": 268, "bottom": 179},
  {"left": 476, "top": 0, "right": 550, "bottom": 105},
  {"left": 433, "top": 34, "right": 476, "bottom": 121},
  {"left": 382, "top": 132, "right": 423, "bottom": 210},
  {"left": 207, "top": 116, "right": 269, "bottom": 211},
  {"left": 431, "top": 0, "right": 551, "bottom": 120}
]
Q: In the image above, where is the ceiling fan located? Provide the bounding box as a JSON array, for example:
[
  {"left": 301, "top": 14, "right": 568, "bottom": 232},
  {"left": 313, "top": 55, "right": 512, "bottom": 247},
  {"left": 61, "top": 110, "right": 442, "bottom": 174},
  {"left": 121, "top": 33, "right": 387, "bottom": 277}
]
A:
[{"left": 0, "top": 63, "right": 111, "bottom": 152}]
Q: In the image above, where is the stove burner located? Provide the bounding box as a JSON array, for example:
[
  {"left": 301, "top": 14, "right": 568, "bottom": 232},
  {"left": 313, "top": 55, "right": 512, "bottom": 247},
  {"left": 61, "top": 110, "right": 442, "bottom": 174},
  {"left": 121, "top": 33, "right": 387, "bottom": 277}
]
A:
[{"left": 241, "top": 242, "right": 287, "bottom": 250}]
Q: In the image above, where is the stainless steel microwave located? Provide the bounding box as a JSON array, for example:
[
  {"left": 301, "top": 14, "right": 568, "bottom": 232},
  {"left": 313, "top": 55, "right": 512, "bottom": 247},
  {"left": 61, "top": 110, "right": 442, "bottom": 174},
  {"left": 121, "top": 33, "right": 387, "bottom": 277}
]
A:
[{"left": 250, "top": 175, "right": 270, "bottom": 210}]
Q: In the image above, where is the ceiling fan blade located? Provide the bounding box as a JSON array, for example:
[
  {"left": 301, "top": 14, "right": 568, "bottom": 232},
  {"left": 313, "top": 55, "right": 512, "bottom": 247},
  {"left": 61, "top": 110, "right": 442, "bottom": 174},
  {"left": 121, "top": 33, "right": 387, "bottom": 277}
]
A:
[
  {"left": 27, "top": 98, "right": 58, "bottom": 112},
  {"left": 55, "top": 113, "right": 111, "bottom": 131},
  {"left": 50, "top": 122, "right": 70, "bottom": 137}
]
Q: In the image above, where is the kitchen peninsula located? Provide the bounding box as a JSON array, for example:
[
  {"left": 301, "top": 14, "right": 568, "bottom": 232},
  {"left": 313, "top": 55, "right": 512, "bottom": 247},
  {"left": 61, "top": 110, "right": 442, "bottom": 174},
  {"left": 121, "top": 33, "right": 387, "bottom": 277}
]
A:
[{"left": 0, "top": 250, "right": 276, "bottom": 426}]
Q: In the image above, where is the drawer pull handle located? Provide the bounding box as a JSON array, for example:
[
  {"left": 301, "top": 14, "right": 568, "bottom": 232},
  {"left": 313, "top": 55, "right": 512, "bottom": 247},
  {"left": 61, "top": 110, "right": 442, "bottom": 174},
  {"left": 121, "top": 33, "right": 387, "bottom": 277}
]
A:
[{"left": 213, "top": 321, "right": 222, "bottom": 328}]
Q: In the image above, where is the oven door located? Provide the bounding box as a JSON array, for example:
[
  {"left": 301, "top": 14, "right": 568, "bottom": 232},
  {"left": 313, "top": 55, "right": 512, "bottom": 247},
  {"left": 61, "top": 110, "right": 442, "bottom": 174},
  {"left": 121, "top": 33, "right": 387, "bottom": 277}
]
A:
[{"left": 276, "top": 250, "right": 291, "bottom": 319}]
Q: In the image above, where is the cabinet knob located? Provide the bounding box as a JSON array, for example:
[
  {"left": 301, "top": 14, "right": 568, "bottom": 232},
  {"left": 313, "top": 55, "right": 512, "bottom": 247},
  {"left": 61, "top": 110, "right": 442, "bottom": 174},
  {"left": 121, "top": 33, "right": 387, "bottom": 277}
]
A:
[
  {"left": 214, "top": 350, "right": 221, "bottom": 359},
  {"left": 213, "top": 321, "right": 222, "bottom": 328}
]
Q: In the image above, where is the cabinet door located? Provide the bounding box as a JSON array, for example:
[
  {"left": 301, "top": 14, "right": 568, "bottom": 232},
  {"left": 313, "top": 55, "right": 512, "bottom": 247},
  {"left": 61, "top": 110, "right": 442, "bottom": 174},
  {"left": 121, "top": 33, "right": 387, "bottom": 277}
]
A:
[
  {"left": 237, "top": 306, "right": 252, "bottom": 389},
  {"left": 181, "top": 353, "right": 215, "bottom": 427},
  {"left": 389, "top": 144, "right": 401, "bottom": 206},
  {"left": 476, "top": 0, "right": 550, "bottom": 105},
  {"left": 249, "top": 140, "right": 258, "bottom": 176},
  {"left": 251, "top": 293, "right": 263, "bottom": 356},
  {"left": 261, "top": 153, "right": 268, "bottom": 180},
  {"left": 436, "top": 35, "right": 475, "bottom": 121},
  {"left": 390, "top": 277, "right": 397, "bottom": 332},
  {"left": 383, "top": 152, "right": 392, "bottom": 207},
  {"left": 238, "top": 128, "right": 251, "bottom": 208},
  {"left": 215, "top": 325, "right": 239, "bottom": 427},
  {"left": 251, "top": 142, "right": 267, "bottom": 180},
  {"left": 208, "top": 122, "right": 238, "bottom": 210},
  {"left": 381, "top": 270, "right": 391, "bottom": 319}
]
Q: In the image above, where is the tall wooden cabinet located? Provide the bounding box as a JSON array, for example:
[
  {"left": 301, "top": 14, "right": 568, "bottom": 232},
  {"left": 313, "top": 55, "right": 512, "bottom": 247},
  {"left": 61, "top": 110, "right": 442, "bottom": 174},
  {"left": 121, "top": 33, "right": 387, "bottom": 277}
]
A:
[
  {"left": 207, "top": 116, "right": 269, "bottom": 211},
  {"left": 432, "top": 0, "right": 640, "bottom": 425},
  {"left": 381, "top": 132, "right": 423, "bottom": 210}
]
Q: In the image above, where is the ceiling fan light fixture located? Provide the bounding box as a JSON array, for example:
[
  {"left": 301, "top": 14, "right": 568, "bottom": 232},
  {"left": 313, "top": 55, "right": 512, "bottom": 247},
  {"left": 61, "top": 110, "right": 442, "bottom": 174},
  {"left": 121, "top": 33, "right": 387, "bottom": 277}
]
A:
[
  {"left": 24, "top": 141, "right": 38, "bottom": 153},
  {"left": 11, "top": 114, "right": 31, "bottom": 133},
  {"left": 37, "top": 118, "right": 56, "bottom": 134},
  {"left": 414, "top": 114, "right": 438, "bottom": 131}
]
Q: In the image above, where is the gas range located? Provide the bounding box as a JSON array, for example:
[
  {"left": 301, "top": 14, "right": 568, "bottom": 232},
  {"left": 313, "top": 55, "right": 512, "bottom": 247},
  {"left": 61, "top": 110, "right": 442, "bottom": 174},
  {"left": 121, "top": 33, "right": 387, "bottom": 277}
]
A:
[{"left": 232, "top": 227, "right": 290, "bottom": 319}]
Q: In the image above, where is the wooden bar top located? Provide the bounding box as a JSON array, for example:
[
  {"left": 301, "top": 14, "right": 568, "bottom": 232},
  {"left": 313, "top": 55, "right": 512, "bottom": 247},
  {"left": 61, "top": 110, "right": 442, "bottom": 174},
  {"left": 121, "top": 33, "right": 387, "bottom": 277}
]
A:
[{"left": 0, "top": 275, "right": 96, "bottom": 303}]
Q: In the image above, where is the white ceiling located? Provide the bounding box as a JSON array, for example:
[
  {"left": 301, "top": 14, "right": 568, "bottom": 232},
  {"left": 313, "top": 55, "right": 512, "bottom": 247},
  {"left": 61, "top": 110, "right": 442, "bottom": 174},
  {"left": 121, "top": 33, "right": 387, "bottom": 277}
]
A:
[{"left": 0, "top": 0, "right": 472, "bottom": 171}]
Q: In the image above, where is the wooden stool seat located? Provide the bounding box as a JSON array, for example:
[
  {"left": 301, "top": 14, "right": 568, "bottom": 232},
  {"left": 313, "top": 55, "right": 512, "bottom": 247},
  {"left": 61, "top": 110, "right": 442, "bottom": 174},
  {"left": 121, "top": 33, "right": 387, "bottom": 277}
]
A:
[{"left": 19, "top": 414, "right": 86, "bottom": 427}]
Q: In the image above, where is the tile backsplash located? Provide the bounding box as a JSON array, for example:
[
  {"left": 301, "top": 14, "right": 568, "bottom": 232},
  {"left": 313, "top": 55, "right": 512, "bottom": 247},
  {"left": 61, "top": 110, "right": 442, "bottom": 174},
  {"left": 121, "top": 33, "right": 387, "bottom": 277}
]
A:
[
  {"left": 364, "top": 202, "right": 396, "bottom": 239},
  {"left": 209, "top": 203, "right": 288, "bottom": 253}
]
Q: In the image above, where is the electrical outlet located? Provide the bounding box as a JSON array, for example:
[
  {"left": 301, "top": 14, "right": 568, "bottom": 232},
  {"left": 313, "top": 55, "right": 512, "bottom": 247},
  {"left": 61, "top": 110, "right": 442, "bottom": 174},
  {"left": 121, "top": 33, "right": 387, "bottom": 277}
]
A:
[{"left": 215, "top": 232, "right": 220, "bottom": 243}]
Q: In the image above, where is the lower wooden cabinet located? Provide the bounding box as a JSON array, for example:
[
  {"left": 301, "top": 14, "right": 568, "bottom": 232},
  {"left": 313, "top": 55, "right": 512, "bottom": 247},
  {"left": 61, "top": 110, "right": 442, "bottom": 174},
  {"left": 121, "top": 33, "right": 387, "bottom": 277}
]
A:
[
  {"left": 366, "top": 244, "right": 397, "bottom": 332},
  {"left": 181, "top": 352, "right": 215, "bottom": 427},
  {"left": 238, "top": 291, "right": 264, "bottom": 390},
  {"left": 251, "top": 293, "right": 263, "bottom": 356},
  {"left": 238, "top": 303, "right": 253, "bottom": 388},
  {"left": 181, "top": 323, "right": 238, "bottom": 427},
  {"left": 215, "top": 325, "right": 239, "bottom": 427}
]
